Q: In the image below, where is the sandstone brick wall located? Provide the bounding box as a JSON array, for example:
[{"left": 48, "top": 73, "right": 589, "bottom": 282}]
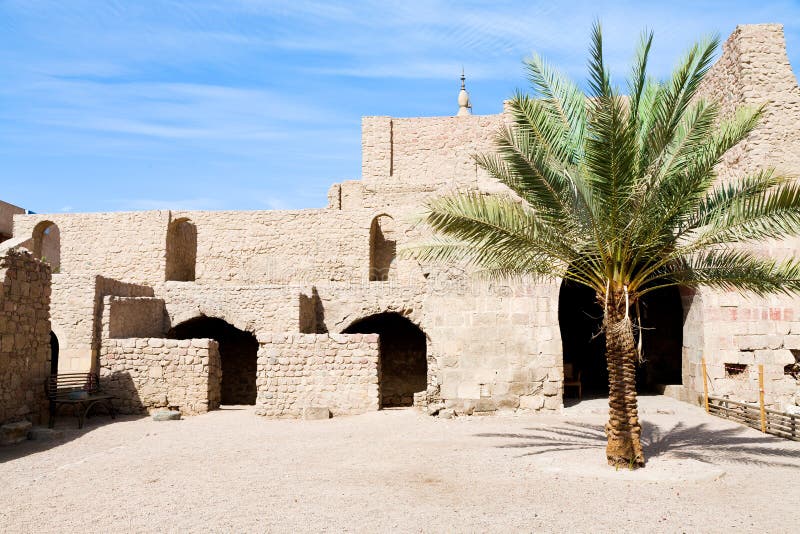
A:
[
  {"left": 681, "top": 288, "right": 800, "bottom": 410},
  {"left": 0, "top": 248, "right": 50, "bottom": 424},
  {"left": 423, "top": 282, "right": 563, "bottom": 413},
  {"left": 102, "top": 296, "right": 165, "bottom": 339},
  {"left": 313, "top": 280, "right": 562, "bottom": 413},
  {"left": 170, "top": 209, "right": 373, "bottom": 284},
  {"left": 697, "top": 23, "right": 800, "bottom": 259},
  {"left": 254, "top": 333, "right": 379, "bottom": 417},
  {"left": 99, "top": 338, "right": 221, "bottom": 415},
  {"left": 51, "top": 274, "right": 154, "bottom": 372},
  {"left": 13, "top": 211, "right": 170, "bottom": 282},
  {"left": 357, "top": 114, "right": 508, "bottom": 211},
  {"left": 160, "top": 282, "right": 305, "bottom": 333}
]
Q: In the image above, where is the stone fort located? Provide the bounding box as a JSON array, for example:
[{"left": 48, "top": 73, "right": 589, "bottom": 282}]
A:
[{"left": 2, "top": 24, "right": 800, "bottom": 425}]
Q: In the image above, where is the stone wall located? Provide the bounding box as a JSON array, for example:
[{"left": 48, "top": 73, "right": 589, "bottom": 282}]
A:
[
  {"left": 313, "top": 280, "right": 562, "bottom": 413},
  {"left": 99, "top": 338, "right": 221, "bottom": 415},
  {"left": 423, "top": 282, "right": 563, "bottom": 413},
  {"left": 356, "top": 114, "right": 507, "bottom": 210},
  {"left": 13, "top": 211, "right": 170, "bottom": 282},
  {"left": 0, "top": 200, "right": 24, "bottom": 242},
  {"left": 0, "top": 248, "right": 50, "bottom": 424},
  {"left": 697, "top": 23, "right": 800, "bottom": 258},
  {"left": 51, "top": 274, "right": 154, "bottom": 372},
  {"left": 160, "top": 282, "right": 305, "bottom": 333},
  {"left": 679, "top": 288, "right": 800, "bottom": 410},
  {"left": 102, "top": 296, "right": 165, "bottom": 339},
  {"left": 171, "top": 209, "right": 372, "bottom": 284},
  {"left": 255, "top": 333, "right": 379, "bottom": 417}
]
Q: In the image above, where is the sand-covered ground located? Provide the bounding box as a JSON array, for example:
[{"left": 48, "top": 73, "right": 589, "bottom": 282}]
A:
[{"left": 1, "top": 396, "right": 798, "bottom": 533}]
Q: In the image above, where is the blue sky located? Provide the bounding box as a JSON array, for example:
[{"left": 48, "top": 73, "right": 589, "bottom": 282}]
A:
[{"left": 2, "top": 1, "right": 800, "bottom": 213}]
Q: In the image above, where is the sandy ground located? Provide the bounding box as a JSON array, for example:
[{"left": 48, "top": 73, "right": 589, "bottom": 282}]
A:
[{"left": 1, "top": 395, "right": 798, "bottom": 533}]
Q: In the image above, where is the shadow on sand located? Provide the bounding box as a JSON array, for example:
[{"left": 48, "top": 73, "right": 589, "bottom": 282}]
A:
[
  {"left": 476, "top": 420, "right": 800, "bottom": 468},
  {"left": 0, "top": 412, "right": 146, "bottom": 464}
]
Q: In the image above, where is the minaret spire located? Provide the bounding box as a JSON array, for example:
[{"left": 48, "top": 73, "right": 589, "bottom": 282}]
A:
[{"left": 457, "top": 68, "right": 472, "bottom": 116}]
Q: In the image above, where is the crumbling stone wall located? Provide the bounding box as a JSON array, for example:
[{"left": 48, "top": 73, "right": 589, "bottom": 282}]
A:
[
  {"left": 0, "top": 248, "right": 50, "bottom": 424},
  {"left": 99, "top": 338, "right": 221, "bottom": 415},
  {"left": 255, "top": 333, "right": 379, "bottom": 417}
]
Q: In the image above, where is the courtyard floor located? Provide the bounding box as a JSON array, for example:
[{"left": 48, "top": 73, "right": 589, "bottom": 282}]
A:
[{"left": 1, "top": 396, "right": 798, "bottom": 533}]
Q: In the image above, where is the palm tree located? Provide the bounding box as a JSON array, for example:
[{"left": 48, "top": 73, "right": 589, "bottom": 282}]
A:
[{"left": 406, "top": 23, "right": 800, "bottom": 468}]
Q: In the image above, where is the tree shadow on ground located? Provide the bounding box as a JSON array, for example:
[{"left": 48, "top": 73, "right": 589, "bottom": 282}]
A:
[
  {"left": 476, "top": 420, "right": 800, "bottom": 468},
  {"left": 0, "top": 413, "right": 144, "bottom": 464}
]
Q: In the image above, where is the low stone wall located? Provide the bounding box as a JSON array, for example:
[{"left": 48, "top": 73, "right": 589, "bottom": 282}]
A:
[
  {"left": 255, "top": 333, "right": 379, "bottom": 418},
  {"left": 0, "top": 248, "right": 51, "bottom": 424},
  {"left": 99, "top": 338, "right": 221, "bottom": 415},
  {"left": 102, "top": 296, "right": 165, "bottom": 339}
]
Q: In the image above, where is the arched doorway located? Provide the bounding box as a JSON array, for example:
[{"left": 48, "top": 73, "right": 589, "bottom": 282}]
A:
[
  {"left": 558, "top": 281, "right": 683, "bottom": 400},
  {"left": 167, "top": 317, "right": 257, "bottom": 405},
  {"left": 165, "top": 218, "right": 197, "bottom": 281},
  {"left": 49, "top": 331, "right": 59, "bottom": 375},
  {"left": 32, "top": 221, "right": 61, "bottom": 272},
  {"left": 343, "top": 312, "right": 426, "bottom": 407}
]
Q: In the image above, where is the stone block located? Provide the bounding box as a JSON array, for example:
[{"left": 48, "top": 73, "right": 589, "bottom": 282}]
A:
[
  {"left": 474, "top": 398, "right": 497, "bottom": 413},
  {"left": 302, "top": 406, "right": 331, "bottom": 420},
  {"left": 519, "top": 394, "right": 545, "bottom": 411},
  {"left": 494, "top": 394, "right": 520, "bottom": 410},
  {"left": 438, "top": 408, "right": 455, "bottom": 419},
  {"left": 1, "top": 421, "right": 32, "bottom": 445},
  {"left": 152, "top": 410, "right": 181, "bottom": 421}
]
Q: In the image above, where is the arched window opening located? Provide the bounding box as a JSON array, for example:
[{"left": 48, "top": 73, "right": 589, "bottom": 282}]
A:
[
  {"left": 49, "top": 331, "right": 59, "bottom": 376},
  {"left": 369, "top": 215, "right": 396, "bottom": 282},
  {"left": 343, "top": 312, "right": 426, "bottom": 408},
  {"left": 32, "top": 221, "right": 61, "bottom": 272},
  {"left": 167, "top": 317, "right": 257, "bottom": 405},
  {"left": 165, "top": 218, "right": 197, "bottom": 282},
  {"left": 558, "top": 280, "right": 683, "bottom": 403}
]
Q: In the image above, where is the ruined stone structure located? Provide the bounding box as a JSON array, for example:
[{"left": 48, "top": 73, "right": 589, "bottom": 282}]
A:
[
  {"left": 0, "top": 246, "right": 51, "bottom": 425},
  {"left": 2, "top": 24, "right": 800, "bottom": 420}
]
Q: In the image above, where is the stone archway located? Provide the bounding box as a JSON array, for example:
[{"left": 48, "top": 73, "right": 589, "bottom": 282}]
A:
[
  {"left": 343, "top": 312, "right": 427, "bottom": 408},
  {"left": 32, "top": 220, "right": 60, "bottom": 272},
  {"left": 167, "top": 317, "right": 257, "bottom": 405}
]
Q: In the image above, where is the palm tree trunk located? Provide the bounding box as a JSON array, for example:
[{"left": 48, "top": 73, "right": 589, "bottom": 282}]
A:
[{"left": 604, "top": 290, "right": 645, "bottom": 468}]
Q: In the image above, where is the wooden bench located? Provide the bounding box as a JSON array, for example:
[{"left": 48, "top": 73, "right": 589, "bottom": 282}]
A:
[{"left": 45, "top": 373, "right": 116, "bottom": 429}]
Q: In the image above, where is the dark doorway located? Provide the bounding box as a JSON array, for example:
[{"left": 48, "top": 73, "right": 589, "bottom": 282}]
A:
[
  {"left": 559, "top": 281, "right": 684, "bottom": 400},
  {"left": 637, "top": 287, "right": 683, "bottom": 391},
  {"left": 343, "top": 313, "right": 426, "bottom": 407},
  {"left": 167, "top": 317, "right": 257, "bottom": 405},
  {"left": 49, "top": 331, "right": 59, "bottom": 375},
  {"left": 559, "top": 280, "right": 608, "bottom": 396}
]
